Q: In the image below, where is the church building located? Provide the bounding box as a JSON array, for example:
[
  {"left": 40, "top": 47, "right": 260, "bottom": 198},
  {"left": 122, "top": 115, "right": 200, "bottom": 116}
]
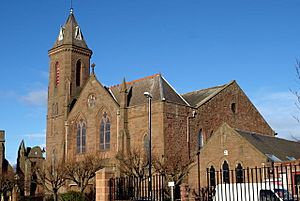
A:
[{"left": 46, "top": 10, "right": 288, "bottom": 192}]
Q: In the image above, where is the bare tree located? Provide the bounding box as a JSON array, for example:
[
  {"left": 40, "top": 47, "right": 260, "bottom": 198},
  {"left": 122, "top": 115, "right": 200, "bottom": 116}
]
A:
[
  {"left": 153, "top": 152, "right": 195, "bottom": 199},
  {"left": 64, "top": 154, "right": 103, "bottom": 194},
  {"left": 34, "top": 162, "right": 66, "bottom": 201},
  {"left": 153, "top": 154, "right": 194, "bottom": 186},
  {"left": 115, "top": 148, "right": 149, "bottom": 178},
  {"left": 292, "top": 60, "right": 300, "bottom": 142},
  {"left": 0, "top": 171, "right": 15, "bottom": 200}
]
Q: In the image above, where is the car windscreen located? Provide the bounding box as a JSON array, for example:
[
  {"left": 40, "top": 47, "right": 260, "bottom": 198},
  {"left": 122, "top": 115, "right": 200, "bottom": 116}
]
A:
[{"left": 274, "top": 189, "right": 293, "bottom": 200}]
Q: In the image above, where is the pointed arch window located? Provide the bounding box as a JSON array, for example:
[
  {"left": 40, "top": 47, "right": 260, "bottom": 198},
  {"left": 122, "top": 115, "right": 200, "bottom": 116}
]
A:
[
  {"left": 198, "top": 129, "right": 204, "bottom": 150},
  {"left": 76, "top": 120, "right": 86, "bottom": 154},
  {"left": 209, "top": 166, "right": 216, "bottom": 187},
  {"left": 235, "top": 163, "right": 244, "bottom": 183},
  {"left": 100, "top": 112, "right": 110, "bottom": 150},
  {"left": 55, "top": 62, "right": 60, "bottom": 87},
  {"left": 222, "top": 161, "right": 230, "bottom": 183},
  {"left": 76, "top": 60, "right": 81, "bottom": 87}
]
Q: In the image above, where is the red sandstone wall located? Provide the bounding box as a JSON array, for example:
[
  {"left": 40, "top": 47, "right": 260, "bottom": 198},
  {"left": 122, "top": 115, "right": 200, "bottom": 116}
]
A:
[
  {"left": 189, "top": 82, "right": 274, "bottom": 155},
  {"left": 188, "top": 124, "right": 267, "bottom": 191}
]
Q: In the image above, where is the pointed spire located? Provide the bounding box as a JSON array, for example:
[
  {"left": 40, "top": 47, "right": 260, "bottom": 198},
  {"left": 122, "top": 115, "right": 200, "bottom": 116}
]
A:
[
  {"left": 120, "top": 78, "right": 127, "bottom": 93},
  {"left": 52, "top": 10, "right": 88, "bottom": 49},
  {"left": 120, "top": 78, "right": 128, "bottom": 108},
  {"left": 18, "top": 140, "right": 26, "bottom": 154},
  {"left": 91, "top": 63, "right": 96, "bottom": 75}
]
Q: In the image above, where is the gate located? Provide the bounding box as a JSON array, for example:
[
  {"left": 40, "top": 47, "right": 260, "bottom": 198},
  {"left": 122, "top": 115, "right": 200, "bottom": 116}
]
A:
[{"left": 109, "top": 174, "right": 165, "bottom": 201}]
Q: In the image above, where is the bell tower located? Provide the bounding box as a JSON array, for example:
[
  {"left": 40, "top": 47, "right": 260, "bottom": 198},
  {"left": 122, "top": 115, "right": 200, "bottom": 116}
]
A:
[{"left": 46, "top": 9, "right": 92, "bottom": 162}]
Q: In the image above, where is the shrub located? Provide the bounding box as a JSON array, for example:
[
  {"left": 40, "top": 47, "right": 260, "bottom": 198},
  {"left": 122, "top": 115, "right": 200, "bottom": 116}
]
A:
[{"left": 60, "top": 191, "right": 85, "bottom": 201}]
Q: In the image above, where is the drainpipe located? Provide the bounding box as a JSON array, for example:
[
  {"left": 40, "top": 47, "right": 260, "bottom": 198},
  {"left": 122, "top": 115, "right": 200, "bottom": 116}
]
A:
[
  {"left": 187, "top": 110, "right": 196, "bottom": 158},
  {"left": 64, "top": 120, "right": 68, "bottom": 162}
]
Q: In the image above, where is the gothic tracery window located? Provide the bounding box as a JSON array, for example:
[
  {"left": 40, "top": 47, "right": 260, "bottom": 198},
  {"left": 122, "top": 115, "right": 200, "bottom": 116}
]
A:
[
  {"left": 76, "top": 120, "right": 86, "bottom": 154},
  {"left": 100, "top": 112, "right": 110, "bottom": 150}
]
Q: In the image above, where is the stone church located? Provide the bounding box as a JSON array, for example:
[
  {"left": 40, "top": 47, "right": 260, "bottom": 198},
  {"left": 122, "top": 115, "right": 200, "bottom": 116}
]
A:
[{"left": 46, "top": 10, "right": 300, "bottom": 192}]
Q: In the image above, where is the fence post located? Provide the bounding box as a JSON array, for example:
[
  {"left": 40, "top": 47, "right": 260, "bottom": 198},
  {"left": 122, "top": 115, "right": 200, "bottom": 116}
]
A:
[{"left": 96, "top": 167, "right": 115, "bottom": 201}]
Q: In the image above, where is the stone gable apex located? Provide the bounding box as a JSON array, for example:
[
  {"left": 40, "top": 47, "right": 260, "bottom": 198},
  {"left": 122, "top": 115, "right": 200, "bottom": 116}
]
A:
[{"left": 67, "top": 75, "right": 119, "bottom": 119}]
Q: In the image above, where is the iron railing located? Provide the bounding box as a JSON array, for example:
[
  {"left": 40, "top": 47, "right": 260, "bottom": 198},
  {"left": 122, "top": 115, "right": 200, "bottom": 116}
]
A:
[
  {"left": 109, "top": 174, "right": 165, "bottom": 201},
  {"left": 205, "top": 163, "right": 300, "bottom": 201}
]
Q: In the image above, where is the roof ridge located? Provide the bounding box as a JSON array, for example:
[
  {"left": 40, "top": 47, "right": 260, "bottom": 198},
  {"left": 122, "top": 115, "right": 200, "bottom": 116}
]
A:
[
  {"left": 236, "top": 128, "right": 300, "bottom": 143},
  {"left": 182, "top": 84, "right": 227, "bottom": 96},
  {"left": 161, "top": 75, "right": 190, "bottom": 106},
  {"left": 235, "top": 128, "right": 271, "bottom": 137},
  {"left": 109, "top": 73, "right": 161, "bottom": 89}
]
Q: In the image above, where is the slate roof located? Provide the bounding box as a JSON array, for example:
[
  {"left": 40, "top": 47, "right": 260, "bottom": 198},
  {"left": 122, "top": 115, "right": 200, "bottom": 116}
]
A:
[
  {"left": 52, "top": 11, "right": 89, "bottom": 49},
  {"left": 109, "top": 74, "right": 189, "bottom": 107},
  {"left": 181, "top": 81, "right": 234, "bottom": 108},
  {"left": 236, "top": 129, "right": 300, "bottom": 162}
]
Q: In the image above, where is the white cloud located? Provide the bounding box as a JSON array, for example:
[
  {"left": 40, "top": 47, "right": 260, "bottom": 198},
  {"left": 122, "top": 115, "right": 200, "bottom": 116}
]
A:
[
  {"left": 24, "top": 133, "right": 45, "bottom": 139},
  {"left": 24, "top": 129, "right": 46, "bottom": 140},
  {"left": 21, "top": 89, "right": 47, "bottom": 106},
  {"left": 251, "top": 90, "right": 300, "bottom": 140},
  {"left": 22, "top": 130, "right": 46, "bottom": 150}
]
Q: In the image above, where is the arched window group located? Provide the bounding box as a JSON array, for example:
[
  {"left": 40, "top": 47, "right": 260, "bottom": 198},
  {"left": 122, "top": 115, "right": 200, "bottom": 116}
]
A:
[
  {"left": 76, "top": 120, "right": 86, "bottom": 154},
  {"left": 100, "top": 112, "right": 110, "bottom": 150},
  {"left": 208, "top": 162, "right": 244, "bottom": 186}
]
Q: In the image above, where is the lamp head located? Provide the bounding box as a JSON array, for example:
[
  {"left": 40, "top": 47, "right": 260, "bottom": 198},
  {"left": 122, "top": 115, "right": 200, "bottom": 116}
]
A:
[{"left": 143, "top": 92, "right": 152, "bottom": 98}]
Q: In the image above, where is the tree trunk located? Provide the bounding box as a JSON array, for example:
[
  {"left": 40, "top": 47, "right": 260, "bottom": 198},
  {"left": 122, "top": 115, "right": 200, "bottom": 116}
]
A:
[{"left": 53, "top": 190, "right": 58, "bottom": 201}]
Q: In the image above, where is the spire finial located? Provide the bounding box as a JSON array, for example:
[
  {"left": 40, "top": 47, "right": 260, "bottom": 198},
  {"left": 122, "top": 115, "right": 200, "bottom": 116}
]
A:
[
  {"left": 70, "top": 0, "right": 74, "bottom": 14},
  {"left": 91, "top": 63, "right": 96, "bottom": 75}
]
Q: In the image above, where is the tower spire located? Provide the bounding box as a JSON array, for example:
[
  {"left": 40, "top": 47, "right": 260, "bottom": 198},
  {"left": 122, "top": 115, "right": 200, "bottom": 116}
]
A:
[{"left": 51, "top": 8, "right": 89, "bottom": 49}]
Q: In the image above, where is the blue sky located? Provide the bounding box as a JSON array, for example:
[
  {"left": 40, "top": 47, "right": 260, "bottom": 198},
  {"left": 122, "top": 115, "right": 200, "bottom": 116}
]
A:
[{"left": 1, "top": 0, "right": 300, "bottom": 163}]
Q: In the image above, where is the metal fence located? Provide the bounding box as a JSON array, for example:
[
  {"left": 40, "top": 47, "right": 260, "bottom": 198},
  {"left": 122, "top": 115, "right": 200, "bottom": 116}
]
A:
[
  {"left": 109, "top": 174, "right": 166, "bottom": 201},
  {"left": 205, "top": 163, "right": 300, "bottom": 201}
]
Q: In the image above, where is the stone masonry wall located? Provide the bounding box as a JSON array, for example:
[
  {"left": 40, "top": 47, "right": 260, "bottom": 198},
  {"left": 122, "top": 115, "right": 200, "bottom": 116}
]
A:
[
  {"left": 188, "top": 123, "right": 267, "bottom": 191},
  {"left": 189, "top": 82, "right": 274, "bottom": 155},
  {"left": 163, "top": 102, "right": 190, "bottom": 166},
  {"left": 127, "top": 101, "right": 165, "bottom": 157},
  {"left": 66, "top": 76, "right": 119, "bottom": 161}
]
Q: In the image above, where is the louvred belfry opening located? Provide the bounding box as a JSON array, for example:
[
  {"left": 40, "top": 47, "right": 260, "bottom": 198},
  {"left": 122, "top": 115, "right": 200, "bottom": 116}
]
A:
[{"left": 55, "top": 62, "right": 60, "bottom": 86}]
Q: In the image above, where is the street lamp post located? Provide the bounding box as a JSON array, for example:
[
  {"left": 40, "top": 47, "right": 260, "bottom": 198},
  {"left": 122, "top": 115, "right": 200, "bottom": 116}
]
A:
[{"left": 144, "top": 92, "right": 152, "bottom": 201}]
